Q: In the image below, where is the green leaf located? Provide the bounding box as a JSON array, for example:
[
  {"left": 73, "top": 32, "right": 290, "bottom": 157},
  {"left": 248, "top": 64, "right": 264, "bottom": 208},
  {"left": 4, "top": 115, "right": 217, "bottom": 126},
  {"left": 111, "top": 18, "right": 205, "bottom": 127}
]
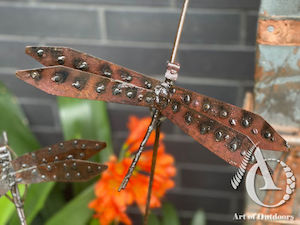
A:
[
  {"left": 190, "top": 210, "right": 206, "bottom": 225},
  {"left": 148, "top": 213, "right": 160, "bottom": 225},
  {"left": 57, "top": 97, "right": 113, "bottom": 163},
  {"left": 45, "top": 185, "right": 95, "bottom": 225},
  {"left": 88, "top": 218, "right": 99, "bottom": 225},
  {"left": 161, "top": 203, "right": 180, "bottom": 225},
  {"left": 0, "top": 82, "right": 54, "bottom": 225}
]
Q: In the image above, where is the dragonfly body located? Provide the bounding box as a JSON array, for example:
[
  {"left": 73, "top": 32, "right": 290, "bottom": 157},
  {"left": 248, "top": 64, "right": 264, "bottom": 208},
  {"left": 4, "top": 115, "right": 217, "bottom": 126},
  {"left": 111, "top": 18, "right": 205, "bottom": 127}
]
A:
[
  {"left": 0, "top": 135, "right": 107, "bottom": 225},
  {"left": 17, "top": 46, "right": 289, "bottom": 171}
]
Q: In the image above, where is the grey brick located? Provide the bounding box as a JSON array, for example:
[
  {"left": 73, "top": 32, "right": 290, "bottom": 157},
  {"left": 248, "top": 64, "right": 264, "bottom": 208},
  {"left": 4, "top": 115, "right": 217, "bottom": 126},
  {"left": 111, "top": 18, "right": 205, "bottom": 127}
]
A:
[
  {"left": 106, "top": 10, "right": 240, "bottom": 44},
  {"left": 39, "top": 0, "right": 171, "bottom": 6},
  {"left": 33, "top": 131, "right": 63, "bottom": 147},
  {"left": 166, "top": 192, "right": 230, "bottom": 213},
  {"left": 181, "top": 169, "right": 240, "bottom": 192},
  {"left": 178, "top": 49, "right": 255, "bottom": 80},
  {"left": 0, "top": 41, "right": 40, "bottom": 69},
  {"left": 165, "top": 140, "right": 226, "bottom": 165},
  {"left": 0, "top": 6, "right": 100, "bottom": 39},
  {"left": 47, "top": 43, "right": 170, "bottom": 75},
  {"left": 0, "top": 74, "right": 56, "bottom": 99},
  {"left": 246, "top": 15, "right": 258, "bottom": 45},
  {"left": 21, "top": 103, "right": 55, "bottom": 127},
  {"left": 177, "top": 0, "right": 260, "bottom": 9}
]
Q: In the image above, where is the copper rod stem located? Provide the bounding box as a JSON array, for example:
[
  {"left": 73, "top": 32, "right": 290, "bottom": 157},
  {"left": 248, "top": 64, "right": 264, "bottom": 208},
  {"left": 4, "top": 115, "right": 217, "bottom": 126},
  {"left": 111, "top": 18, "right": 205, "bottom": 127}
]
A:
[{"left": 170, "top": 0, "right": 189, "bottom": 63}]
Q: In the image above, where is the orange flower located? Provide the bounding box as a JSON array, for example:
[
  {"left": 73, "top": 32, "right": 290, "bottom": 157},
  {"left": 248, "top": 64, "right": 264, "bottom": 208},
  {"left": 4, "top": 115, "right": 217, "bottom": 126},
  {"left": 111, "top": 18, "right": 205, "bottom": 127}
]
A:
[
  {"left": 125, "top": 116, "right": 165, "bottom": 152},
  {"left": 89, "top": 116, "right": 176, "bottom": 225}
]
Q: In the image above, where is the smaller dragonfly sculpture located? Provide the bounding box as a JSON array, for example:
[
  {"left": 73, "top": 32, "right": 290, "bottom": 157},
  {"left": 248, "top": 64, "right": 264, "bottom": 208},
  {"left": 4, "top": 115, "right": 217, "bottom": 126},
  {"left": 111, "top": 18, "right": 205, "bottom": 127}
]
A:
[{"left": 0, "top": 131, "right": 107, "bottom": 225}]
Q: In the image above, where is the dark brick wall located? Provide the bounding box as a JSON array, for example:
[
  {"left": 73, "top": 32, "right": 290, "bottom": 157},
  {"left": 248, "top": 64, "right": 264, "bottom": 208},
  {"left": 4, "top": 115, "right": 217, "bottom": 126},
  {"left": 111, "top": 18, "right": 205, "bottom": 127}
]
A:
[{"left": 0, "top": 0, "right": 259, "bottom": 224}]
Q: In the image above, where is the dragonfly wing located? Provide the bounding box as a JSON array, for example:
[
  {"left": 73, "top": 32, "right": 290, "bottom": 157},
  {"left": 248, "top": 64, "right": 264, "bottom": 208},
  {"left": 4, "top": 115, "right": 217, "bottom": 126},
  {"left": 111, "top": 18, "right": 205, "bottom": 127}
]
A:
[
  {"left": 11, "top": 139, "right": 106, "bottom": 171},
  {"left": 16, "top": 66, "right": 155, "bottom": 107},
  {"left": 159, "top": 102, "right": 256, "bottom": 169},
  {"left": 25, "top": 46, "right": 161, "bottom": 91},
  {"left": 168, "top": 86, "right": 289, "bottom": 152},
  {"left": 15, "top": 159, "right": 107, "bottom": 184}
]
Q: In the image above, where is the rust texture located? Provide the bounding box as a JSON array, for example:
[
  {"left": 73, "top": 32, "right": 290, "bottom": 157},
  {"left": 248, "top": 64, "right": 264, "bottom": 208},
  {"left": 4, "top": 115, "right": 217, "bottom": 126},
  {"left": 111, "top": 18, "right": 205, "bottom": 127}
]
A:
[
  {"left": 11, "top": 139, "right": 107, "bottom": 184},
  {"left": 16, "top": 46, "right": 289, "bottom": 170},
  {"left": 257, "top": 19, "right": 300, "bottom": 46}
]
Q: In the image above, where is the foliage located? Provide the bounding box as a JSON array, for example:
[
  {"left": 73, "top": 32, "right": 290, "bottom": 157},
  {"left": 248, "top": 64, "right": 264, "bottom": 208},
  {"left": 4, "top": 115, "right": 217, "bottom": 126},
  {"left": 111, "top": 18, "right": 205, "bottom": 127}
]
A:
[{"left": 0, "top": 82, "right": 54, "bottom": 225}]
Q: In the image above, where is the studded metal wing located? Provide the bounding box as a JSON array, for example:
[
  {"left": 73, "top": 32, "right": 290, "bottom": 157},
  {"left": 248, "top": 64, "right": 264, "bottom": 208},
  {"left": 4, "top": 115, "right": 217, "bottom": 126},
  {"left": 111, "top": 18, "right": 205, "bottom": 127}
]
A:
[
  {"left": 22, "top": 46, "right": 288, "bottom": 153},
  {"left": 14, "top": 159, "right": 107, "bottom": 184},
  {"left": 11, "top": 139, "right": 106, "bottom": 171},
  {"left": 16, "top": 66, "right": 155, "bottom": 107},
  {"left": 162, "top": 86, "right": 289, "bottom": 153},
  {"left": 16, "top": 46, "right": 289, "bottom": 169},
  {"left": 25, "top": 46, "right": 160, "bottom": 91}
]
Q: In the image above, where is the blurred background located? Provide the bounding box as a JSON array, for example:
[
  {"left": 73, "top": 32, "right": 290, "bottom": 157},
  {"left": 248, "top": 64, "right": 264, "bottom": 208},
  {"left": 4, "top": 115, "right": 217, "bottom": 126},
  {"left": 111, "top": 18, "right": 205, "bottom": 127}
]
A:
[{"left": 0, "top": 0, "right": 260, "bottom": 224}]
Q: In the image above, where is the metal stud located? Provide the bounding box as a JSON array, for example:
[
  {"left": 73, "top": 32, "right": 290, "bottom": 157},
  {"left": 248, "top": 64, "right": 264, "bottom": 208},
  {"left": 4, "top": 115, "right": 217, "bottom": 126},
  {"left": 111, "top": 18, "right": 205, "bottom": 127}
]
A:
[
  {"left": 145, "top": 96, "right": 153, "bottom": 104},
  {"left": 138, "top": 95, "right": 143, "bottom": 101},
  {"left": 81, "top": 144, "right": 86, "bottom": 149},
  {"left": 144, "top": 80, "right": 152, "bottom": 89},
  {"left": 87, "top": 166, "right": 92, "bottom": 172},
  {"left": 30, "top": 71, "right": 40, "bottom": 80},
  {"left": 202, "top": 103, "right": 210, "bottom": 112},
  {"left": 199, "top": 123, "right": 211, "bottom": 135},
  {"left": 97, "top": 166, "right": 101, "bottom": 171},
  {"left": 184, "top": 112, "right": 193, "bottom": 125},
  {"left": 59, "top": 142, "right": 64, "bottom": 148},
  {"left": 80, "top": 152, "right": 85, "bottom": 158},
  {"left": 42, "top": 158, "right": 47, "bottom": 163},
  {"left": 77, "top": 172, "right": 81, "bottom": 177},
  {"left": 65, "top": 173, "right": 70, "bottom": 179},
  {"left": 113, "top": 85, "right": 122, "bottom": 95},
  {"left": 72, "top": 81, "right": 81, "bottom": 89},
  {"left": 229, "top": 143, "right": 238, "bottom": 152},
  {"left": 73, "top": 140, "right": 78, "bottom": 145},
  {"left": 78, "top": 61, "right": 88, "bottom": 70},
  {"left": 37, "top": 49, "right": 44, "bottom": 57},
  {"left": 41, "top": 175, "right": 46, "bottom": 179},
  {"left": 72, "top": 162, "right": 77, "bottom": 169},
  {"left": 242, "top": 118, "right": 251, "bottom": 128},
  {"left": 126, "top": 91, "right": 134, "bottom": 98},
  {"left": 264, "top": 130, "right": 272, "bottom": 139},
  {"left": 252, "top": 129, "right": 258, "bottom": 135},
  {"left": 183, "top": 94, "right": 191, "bottom": 104},
  {"left": 57, "top": 56, "right": 65, "bottom": 65},
  {"left": 285, "top": 141, "right": 290, "bottom": 148},
  {"left": 54, "top": 156, "right": 59, "bottom": 161},
  {"left": 229, "top": 119, "right": 236, "bottom": 126},
  {"left": 22, "top": 164, "right": 27, "bottom": 168},
  {"left": 48, "top": 147, "right": 52, "bottom": 152},
  {"left": 96, "top": 83, "right": 105, "bottom": 93},
  {"left": 250, "top": 156, "right": 256, "bottom": 164},
  {"left": 95, "top": 143, "right": 100, "bottom": 150},
  {"left": 101, "top": 64, "right": 112, "bottom": 77},
  {"left": 215, "top": 130, "right": 224, "bottom": 142},
  {"left": 120, "top": 71, "right": 132, "bottom": 82},
  {"left": 51, "top": 75, "right": 62, "bottom": 83},
  {"left": 63, "top": 163, "right": 68, "bottom": 169},
  {"left": 47, "top": 165, "right": 52, "bottom": 171},
  {"left": 219, "top": 109, "right": 228, "bottom": 118},
  {"left": 172, "top": 102, "right": 180, "bottom": 113},
  {"left": 67, "top": 155, "right": 73, "bottom": 159},
  {"left": 53, "top": 175, "right": 57, "bottom": 180}
]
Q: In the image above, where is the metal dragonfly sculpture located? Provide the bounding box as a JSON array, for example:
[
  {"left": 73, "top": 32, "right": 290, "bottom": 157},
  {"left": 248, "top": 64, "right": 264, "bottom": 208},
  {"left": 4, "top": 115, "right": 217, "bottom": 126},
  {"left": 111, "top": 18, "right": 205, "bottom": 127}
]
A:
[
  {"left": 15, "top": 0, "right": 289, "bottom": 215},
  {"left": 0, "top": 131, "right": 107, "bottom": 225}
]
